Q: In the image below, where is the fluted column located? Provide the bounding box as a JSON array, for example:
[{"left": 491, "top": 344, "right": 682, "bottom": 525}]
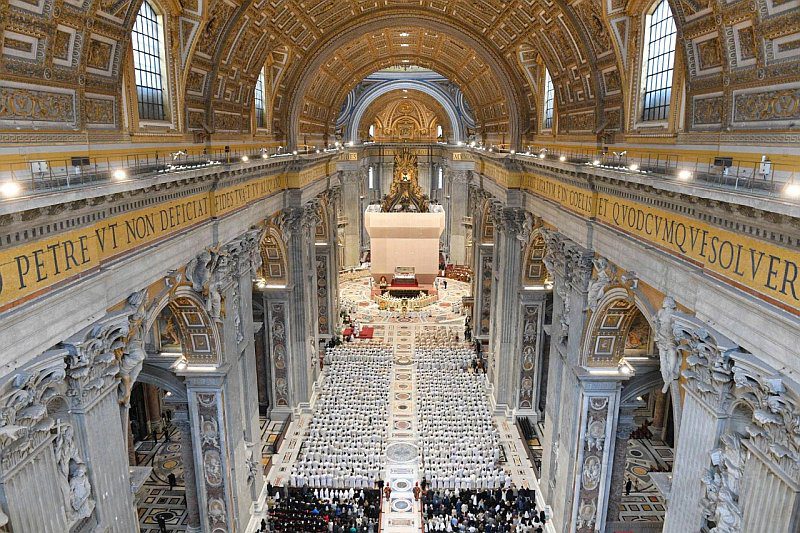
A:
[
  {"left": 489, "top": 206, "right": 532, "bottom": 412},
  {"left": 173, "top": 406, "right": 201, "bottom": 533},
  {"left": 663, "top": 315, "right": 738, "bottom": 533}
]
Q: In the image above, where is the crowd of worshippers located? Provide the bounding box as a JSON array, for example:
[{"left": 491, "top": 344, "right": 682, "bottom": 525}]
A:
[
  {"left": 291, "top": 346, "right": 392, "bottom": 489},
  {"left": 416, "top": 345, "right": 505, "bottom": 490},
  {"left": 422, "top": 487, "right": 546, "bottom": 532},
  {"left": 264, "top": 486, "right": 381, "bottom": 532}
]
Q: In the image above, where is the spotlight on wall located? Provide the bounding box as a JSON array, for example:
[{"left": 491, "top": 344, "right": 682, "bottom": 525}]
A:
[
  {"left": 0, "top": 180, "right": 21, "bottom": 197},
  {"left": 628, "top": 163, "right": 639, "bottom": 171},
  {"left": 347, "top": 141, "right": 354, "bottom": 147},
  {"left": 292, "top": 150, "right": 298, "bottom": 155},
  {"left": 539, "top": 153, "right": 546, "bottom": 159},
  {"left": 112, "top": 169, "right": 128, "bottom": 180},
  {"left": 592, "top": 159, "right": 601, "bottom": 166},
  {"left": 262, "top": 152, "right": 269, "bottom": 159},
  {"left": 559, "top": 155, "right": 566, "bottom": 162},
  {"left": 241, "top": 155, "right": 249, "bottom": 162},
  {"left": 510, "top": 150, "right": 516, "bottom": 155},
  {"left": 784, "top": 183, "right": 800, "bottom": 199},
  {"left": 677, "top": 169, "right": 692, "bottom": 180}
]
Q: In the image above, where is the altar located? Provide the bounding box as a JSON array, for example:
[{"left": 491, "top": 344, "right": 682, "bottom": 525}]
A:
[{"left": 364, "top": 148, "right": 445, "bottom": 287}]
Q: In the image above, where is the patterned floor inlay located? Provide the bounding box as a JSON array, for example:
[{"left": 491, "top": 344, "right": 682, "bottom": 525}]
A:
[
  {"left": 340, "top": 275, "right": 470, "bottom": 324},
  {"left": 618, "top": 438, "right": 674, "bottom": 522},
  {"left": 134, "top": 428, "right": 189, "bottom": 533}
]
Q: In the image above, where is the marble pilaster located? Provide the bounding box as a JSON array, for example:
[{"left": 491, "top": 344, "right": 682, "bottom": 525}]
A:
[
  {"left": 339, "top": 170, "right": 362, "bottom": 268},
  {"left": 603, "top": 402, "right": 637, "bottom": 524},
  {"left": 570, "top": 377, "right": 624, "bottom": 533},
  {"left": 276, "top": 207, "right": 314, "bottom": 411},
  {"left": 538, "top": 229, "right": 601, "bottom": 530},
  {"left": 184, "top": 378, "right": 235, "bottom": 533},
  {"left": 488, "top": 206, "right": 532, "bottom": 413},
  {"left": 446, "top": 170, "right": 469, "bottom": 265},
  {"left": 518, "top": 291, "right": 547, "bottom": 417},
  {"left": 62, "top": 314, "right": 140, "bottom": 533},
  {"left": 173, "top": 406, "right": 202, "bottom": 532}
]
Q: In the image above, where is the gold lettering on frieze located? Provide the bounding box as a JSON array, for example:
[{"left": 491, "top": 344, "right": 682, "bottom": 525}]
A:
[{"left": 516, "top": 170, "right": 800, "bottom": 312}]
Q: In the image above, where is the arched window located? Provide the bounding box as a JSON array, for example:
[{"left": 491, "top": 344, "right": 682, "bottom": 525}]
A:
[
  {"left": 368, "top": 166, "right": 374, "bottom": 189},
  {"left": 543, "top": 68, "right": 554, "bottom": 129},
  {"left": 641, "top": 0, "right": 677, "bottom": 121},
  {"left": 255, "top": 70, "right": 266, "bottom": 128},
  {"left": 436, "top": 124, "right": 443, "bottom": 138},
  {"left": 132, "top": 0, "right": 167, "bottom": 121},
  {"left": 438, "top": 167, "right": 443, "bottom": 189}
]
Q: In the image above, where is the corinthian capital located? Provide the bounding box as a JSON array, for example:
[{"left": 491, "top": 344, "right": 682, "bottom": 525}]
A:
[
  {"left": 274, "top": 207, "right": 303, "bottom": 243},
  {"left": 63, "top": 312, "right": 130, "bottom": 408},
  {"left": 302, "top": 200, "right": 323, "bottom": 233}
]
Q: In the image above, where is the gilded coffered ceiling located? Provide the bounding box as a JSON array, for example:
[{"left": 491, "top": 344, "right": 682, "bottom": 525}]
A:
[
  {"left": 1, "top": 0, "right": 799, "bottom": 146},
  {"left": 292, "top": 28, "right": 511, "bottom": 140}
]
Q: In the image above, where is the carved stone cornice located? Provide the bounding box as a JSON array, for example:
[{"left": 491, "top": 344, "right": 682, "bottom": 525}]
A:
[
  {"left": 565, "top": 243, "right": 594, "bottom": 292},
  {"left": 495, "top": 208, "right": 534, "bottom": 249},
  {"left": 488, "top": 200, "right": 506, "bottom": 228},
  {"left": 339, "top": 170, "right": 360, "bottom": 186},
  {"left": 448, "top": 169, "right": 470, "bottom": 184}
]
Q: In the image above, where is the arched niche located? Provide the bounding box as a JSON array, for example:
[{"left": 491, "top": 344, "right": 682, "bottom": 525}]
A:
[
  {"left": 346, "top": 80, "right": 464, "bottom": 144},
  {"left": 258, "top": 225, "right": 289, "bottom": 286},
  {"left": 581, "top": 287, "right": 656, "bottom": 368},
  {"left": 144, "top": 288, "right": 222, "bottom": 367},
  {"left": 522, "top": 232, "right": 550, "bottom": 286}
]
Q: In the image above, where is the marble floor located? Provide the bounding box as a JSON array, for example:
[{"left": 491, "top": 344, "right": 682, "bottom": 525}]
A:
[
  {"left": 339, "top": 275, "right": 471, "bottom": 324},
  {"left": 134, "top": 427, "right": 189, "bottom": 532},
  {"left": 618, "top": 438, "right": 674, "bottom": 522},
  {"left": 266, "top": 322, "right": 555, "bottom": 533}
]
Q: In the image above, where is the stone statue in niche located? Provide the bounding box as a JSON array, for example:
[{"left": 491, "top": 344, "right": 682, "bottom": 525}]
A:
[
  {"left": 654, "top": 296, "right": 679, "bottom": 393},
  {"left": 585, "top": 257, "right": 611, "bottom": 313},
  {"left": 118, "top": 336, "right": 146, "bottom": 407},
  {"left": 53, "top": 420, "right": 95, "bottom": 523},
  {"left": 207, "top": 279, "right": 223, "bottom": 321},
  {"left": 702, "top": 432, "right": 746, "bottom": 533},
  {"left": 556, "top": 280, "right": 570, "bottom": 344},
  {"left": 245, "top": 440, "right": 259, "bottom": 484},
  {"left": 118, "top": 290, "right": 148, "bottom": 407}
]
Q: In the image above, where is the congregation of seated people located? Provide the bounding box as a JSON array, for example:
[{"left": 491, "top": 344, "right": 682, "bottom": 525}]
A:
[
  {"left": 266, "top": 487, "right": 381, "bottom": 533},
  {"left": 290, "top": 345, "right": 391, "bottom": 489},
  {"left": 422, "top": 487, "right": 545, "bottom": 532}
]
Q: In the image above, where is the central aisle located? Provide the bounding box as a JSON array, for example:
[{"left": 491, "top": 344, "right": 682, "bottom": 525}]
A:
[
  {"left": 381, "top": 324, "right": 421, "bottom": 531},
  {"left": 264, "top": 317, "right": 554, "bottom": 532}
]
